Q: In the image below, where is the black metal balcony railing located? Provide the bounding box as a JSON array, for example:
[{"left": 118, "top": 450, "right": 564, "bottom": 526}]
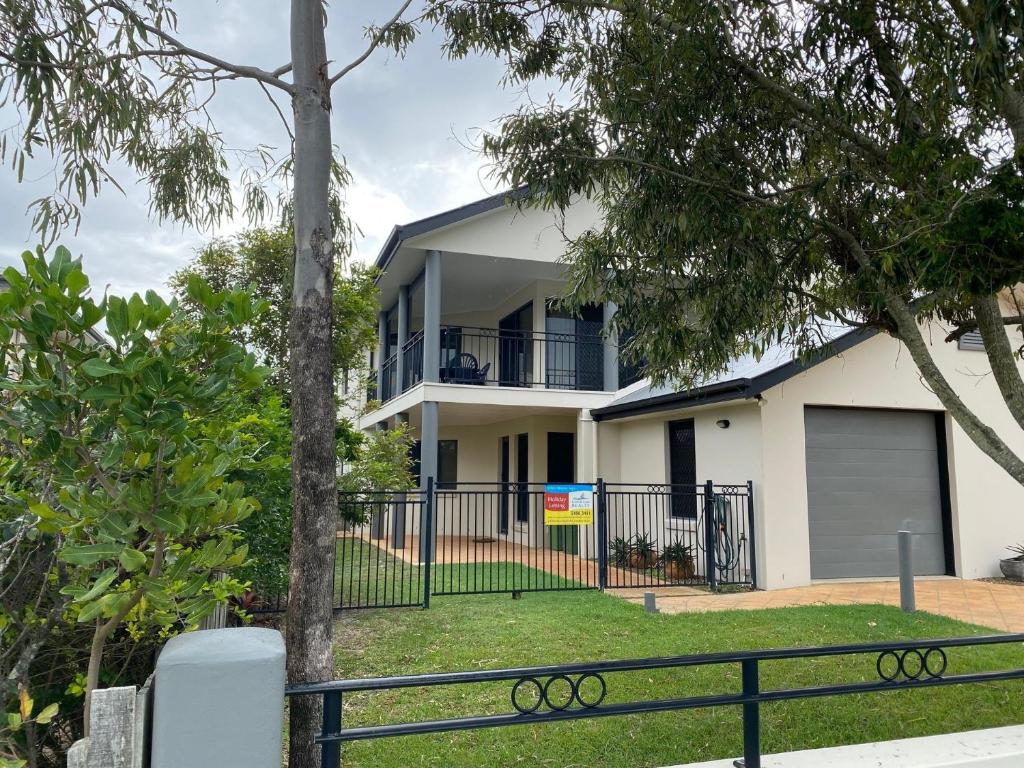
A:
[
  {"left": 378, "top": 325, "right": 607, "bottom": 402},
  {"left": 380, "top": 352, "right": 398, "bottom": 403},
  {"left": 402, "top": 331, "right": 424, "bottom": 390}
]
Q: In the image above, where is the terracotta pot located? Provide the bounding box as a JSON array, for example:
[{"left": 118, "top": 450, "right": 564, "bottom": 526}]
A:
[
  {"left": 999, "top": 557, "right": 1024, "bottom": 582},
  {"left": 629, "top": 551, "right": 657, "bottom": 569},
  {"left": 665, "top": 559, "right": 696, "bottom": 582}
]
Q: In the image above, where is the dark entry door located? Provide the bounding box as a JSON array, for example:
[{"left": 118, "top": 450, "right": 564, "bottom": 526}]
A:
[
  {"left": 546, "top": 432, "right": 578, "bottom": 554},
  {"left": 499, "top": 436, "right": 510, "bottom": 534},
  {"left": 498, "top": 302, "right": 532, "bottom": 387},
  {"left": 516, "top": 433, "right": 530, "bottom": 524}
]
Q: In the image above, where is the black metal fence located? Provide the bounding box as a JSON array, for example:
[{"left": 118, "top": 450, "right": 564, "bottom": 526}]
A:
[
  {"left": 431, "top": 483, "right": 602, "bottom": 596},
  {"left": 604, "top": 482, "right": 756, "bottom": 589},
  {"left": 287, "top": 633, "right": 1024, "bottom": 768},
  {"left": 257, "top": 478, "right": 755, "bottom": 612}
]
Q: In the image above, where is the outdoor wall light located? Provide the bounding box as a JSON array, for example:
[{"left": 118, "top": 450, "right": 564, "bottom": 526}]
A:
[{"left": 716, "top": 419, "right": 731, "bottom": 429}]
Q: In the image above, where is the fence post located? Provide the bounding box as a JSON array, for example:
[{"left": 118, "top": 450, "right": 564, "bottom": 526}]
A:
[
  {"left": 321, "top": 690, "right": 343, "bottom": 768},
  {"left": 746, "top": 480, "right": 758, "bottom": 590},
  {"left": 596, "top": 477, "right": 608, "bottom": 590},
  {"left": 738, "top": 659, "right": 761, "bottom": 768},
  {"left": 422, "top": 476, "right": 434, "bottom": 610},
  {"left": 704, "top": 480, "right": 717, "bottom": 592}
]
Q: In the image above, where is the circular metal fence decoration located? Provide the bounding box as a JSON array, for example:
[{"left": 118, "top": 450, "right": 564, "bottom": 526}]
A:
[
  {"left": 511, "top": 677, "right": 544, "bottom": 715},
  {"left": 876, "top": 647, "right": 947, "bottom": 683},
  {"left": 511, "top": 672, "right": 608, "bottom": 714}
]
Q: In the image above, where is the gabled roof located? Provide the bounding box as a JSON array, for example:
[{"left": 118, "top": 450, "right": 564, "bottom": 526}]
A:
[
  {"left": 374, "top": 187, "right": 529, "bottom": 270},
  {"left": 592, "top": 326, "right": 880, "bottom": 421}
]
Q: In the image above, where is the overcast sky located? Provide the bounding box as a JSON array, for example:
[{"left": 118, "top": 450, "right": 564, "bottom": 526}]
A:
[{"left": 0, "top": 0, "right": 532, "bottom": 298}]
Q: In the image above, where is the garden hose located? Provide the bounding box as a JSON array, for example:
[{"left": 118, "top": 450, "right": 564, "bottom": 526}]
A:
[{"left": 695, "top": 495, "right": 742, "bottom": 576}]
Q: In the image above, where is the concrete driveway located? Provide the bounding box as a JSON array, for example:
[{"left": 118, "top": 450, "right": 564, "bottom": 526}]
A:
[{"left": 611, "top": 578, "right": 1024, "bottom": 632}]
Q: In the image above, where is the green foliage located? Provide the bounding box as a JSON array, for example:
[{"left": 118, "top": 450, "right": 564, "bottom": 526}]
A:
[
  {"left": 0, "top": 2, "right": 365, "bottom": 248},
  {"left": 0, "top": 247, "right": 266, "bottom": 709},
  {"left": 660, "top": 538, "right": 694, "bottom": 566},
  {"left": 168, "top": 227, "right": 380, "bottom": 390},
  {"left": 428, "top": 0, "right": 1024, "bottom": 384}
]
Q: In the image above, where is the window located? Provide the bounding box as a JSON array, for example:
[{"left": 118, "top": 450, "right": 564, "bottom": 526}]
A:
[
  {"left": 668, "top": 419, "right": 697, "bottom": 519},
  {"left": 438, "top": 440, "right": 458, "bottom": 489},
  {"left": 958, "top": 330, "right": 985, "bottom": 351}
]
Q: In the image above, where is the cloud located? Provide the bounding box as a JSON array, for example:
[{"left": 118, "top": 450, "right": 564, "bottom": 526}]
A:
[{"left": 0, "top": 0, "right": 522, "bottom": 297}]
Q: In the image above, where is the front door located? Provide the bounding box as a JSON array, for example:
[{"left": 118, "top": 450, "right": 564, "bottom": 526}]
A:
[{"left": 546, "top": 432, "right": 579, "bottom": 554}]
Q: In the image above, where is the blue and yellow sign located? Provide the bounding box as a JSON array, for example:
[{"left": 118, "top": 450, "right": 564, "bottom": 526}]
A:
[{"left": 543, "top": 484, "right": 594, "bottom": 526}]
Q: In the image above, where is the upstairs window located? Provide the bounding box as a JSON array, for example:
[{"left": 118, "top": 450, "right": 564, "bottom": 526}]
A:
[{"left": 958, "top": 330, "right": 985, "bottom": 351}]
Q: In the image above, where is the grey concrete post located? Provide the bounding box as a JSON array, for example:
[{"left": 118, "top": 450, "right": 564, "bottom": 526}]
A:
[
  {"left": 898, "top": 530, "right": 916, "bottom": 612},
  {"left": 423, "top": 250, "right": 442, "bottom": 383},
  {"left": 644, "top": 591, "right": 659, "bottom": 613},
  {"left": 152, "top": 628, "right": 285, "bottom": 768},
  {"left": 420, "top": 400, "right": 439, "bottom": 558},
  {"left": 602, "top": 301, "right": 619, "bottom": 392},
  {"left": 376, "top": 310, "right": 388, "bottom": 398},
  {"left": 396, "top": 284, "right": 410, "bottom": 391}
]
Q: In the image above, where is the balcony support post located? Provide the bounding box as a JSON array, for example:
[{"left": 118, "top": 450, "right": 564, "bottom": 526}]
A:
[
  {"left": 396, "top": 285, "right": 410, "bottom": 391},
  {"left": 376, "top": 310, "right": 388, "bottom": 399},
  {"left": 419, "top": 400, "right": 439, "bottom": 559},
  {"left": 603, "top": 301, "right": 619, "bottom": 392},
  {"left": 423, "top": 249, "right": 442, "bottom": 383}
]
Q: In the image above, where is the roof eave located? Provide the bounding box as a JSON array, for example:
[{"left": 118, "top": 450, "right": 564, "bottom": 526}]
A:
[{"left": 592, "top": 327, "right": 880, "bottom": 422}]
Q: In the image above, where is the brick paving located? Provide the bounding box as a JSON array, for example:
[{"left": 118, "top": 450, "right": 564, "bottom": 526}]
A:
[{"left": 611, "top": 578, "right": 1024, "bottom": 632}]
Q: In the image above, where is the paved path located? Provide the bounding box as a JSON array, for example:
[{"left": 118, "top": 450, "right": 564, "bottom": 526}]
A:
[{"left": 611, "top": 578, "right": 1024, "bottom": 632}]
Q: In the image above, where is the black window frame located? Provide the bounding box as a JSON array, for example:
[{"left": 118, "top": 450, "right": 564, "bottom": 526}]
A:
[{"left": 668, "top": 419, "right": 698, "bottom": 519}]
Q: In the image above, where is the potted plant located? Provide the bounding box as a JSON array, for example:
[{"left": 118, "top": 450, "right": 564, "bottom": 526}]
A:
[
  {"left": 609, "top": 536, "right": 632, "bottom": 568},
  {"left": 661, "top": 539, "right": 696, "bottom": 581},
  {"left": 629, "top": 533, "right": 658, "bottom": 569},
  {"left": 1000, "top": 544, "right": 1024, "bottom": 582}
]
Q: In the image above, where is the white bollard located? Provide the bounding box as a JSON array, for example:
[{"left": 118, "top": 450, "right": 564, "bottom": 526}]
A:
[{"left": 151, "top": 628, "right": 285, "bottom": 768}]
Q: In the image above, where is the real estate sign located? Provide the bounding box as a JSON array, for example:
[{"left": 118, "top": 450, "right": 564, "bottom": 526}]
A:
[{"left": 543, "top": 484, "right": 594, "bottom": 526}]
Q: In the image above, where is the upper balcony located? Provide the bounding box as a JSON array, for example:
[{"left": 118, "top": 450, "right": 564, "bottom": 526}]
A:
[
  {"left": 380, "top": 323, "right": 619, "bottom": 402},
  {"left": 363, "top": 192, "right": 644, "bottom": 416}
]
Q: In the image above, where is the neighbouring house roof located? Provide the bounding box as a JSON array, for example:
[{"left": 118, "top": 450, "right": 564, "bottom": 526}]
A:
[
  {"left": 374, "top": 187, "right": 529, "bottom": 271},
  {"left": 592, "top": 326, "right": 880, "bottom": 421}
]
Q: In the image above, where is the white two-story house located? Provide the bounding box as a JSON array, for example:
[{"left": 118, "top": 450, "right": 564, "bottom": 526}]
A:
[{"left": 359, "top": 191, "right": 1024, "bottom": 591}]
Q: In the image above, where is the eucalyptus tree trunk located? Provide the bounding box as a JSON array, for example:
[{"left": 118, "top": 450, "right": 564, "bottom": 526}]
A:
[{"left": 287, "top": 1, "right": 337, "bottom": 766}]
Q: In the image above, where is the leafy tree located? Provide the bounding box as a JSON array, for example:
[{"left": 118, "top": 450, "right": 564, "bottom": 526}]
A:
[
  {"left": 429, "top": 0, "right": 1024, "bottom": 485},
  {"left": 0, "top": 248, "right": 264, "bottom": 730},
  {"left": 169, "top": 227, "right": 379, "bottom": 391},
  {"left": 0, "top": 3, "right": 422, "bottom": 760}
]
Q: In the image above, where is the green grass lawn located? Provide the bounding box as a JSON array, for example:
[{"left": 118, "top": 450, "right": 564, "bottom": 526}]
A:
[
  {"left": 333, "top": 539, "right": 583, "bottom": 608},
  {"left": 330, "top": 590, "right": 1024, "bottom": 767}
]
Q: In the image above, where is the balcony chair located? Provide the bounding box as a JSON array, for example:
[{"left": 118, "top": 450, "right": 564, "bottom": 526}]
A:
[{"left": 442, "top": 353, "right": 490, "bottom": 385}]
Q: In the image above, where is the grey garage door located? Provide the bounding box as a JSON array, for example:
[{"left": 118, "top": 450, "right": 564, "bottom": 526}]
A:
[{"left": 804, "top": 407, "right": 948, "bottom": 579}]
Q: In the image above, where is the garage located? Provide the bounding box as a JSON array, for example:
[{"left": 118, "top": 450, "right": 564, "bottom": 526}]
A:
[{"left": 804, "top": 407, "right": 951, "bottom": 579}]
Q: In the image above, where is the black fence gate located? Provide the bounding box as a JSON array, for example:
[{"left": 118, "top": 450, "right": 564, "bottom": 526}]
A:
[{"left": 257, "top": 478, "right": 756, "bottom": 612}]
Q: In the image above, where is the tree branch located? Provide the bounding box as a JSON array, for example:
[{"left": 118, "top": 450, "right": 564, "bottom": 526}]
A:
[
  {"left": 945, "top": 314, "right": 1024, "bottom": 342},
  {"left": 104, "top": 0, "right": 294, "bottom": 92},
  {"left": 329, "top": 0, "right": 415, "bottom": 85},
  {"left": 819, "top": 221, "right": 1024, "bottom": 485},
  {"left": 973, "top": 294, "right": 1024, "bottom": 432}
]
